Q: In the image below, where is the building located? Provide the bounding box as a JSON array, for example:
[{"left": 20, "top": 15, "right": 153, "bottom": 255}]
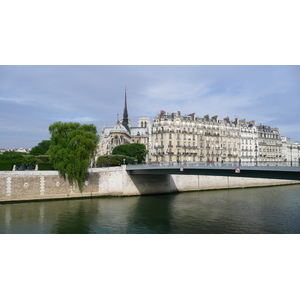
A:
[
  {"left": 98, "top": 98, "right": 300, "bottom": 166},
  {"left": 239, "top": 119, "right": 258, "bottom": 165},
  {"left": 152, "top": 111, "right": 243, "bottom": 164},
  {"left": 150, "top": 110, "right": 299, "bottom": 166},
  {"left": 281, "top": 136, "right": 300, "bottom": 167},
  {"left": 97, "top": 90, "right": 151, "bottom": 161}
]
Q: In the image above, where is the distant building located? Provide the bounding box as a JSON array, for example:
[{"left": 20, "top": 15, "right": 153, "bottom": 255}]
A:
[
  {"left": 97, "top": 90, "right": 151, "bottom": 161},
  {"left": 0, "top": 148, "right": 31, "bottom": 154},
  {"left": 150, "top": 110, "right": 298, "bottom": 166},
  {"left": 97, "top": 95, "right": 300, "bottom": 166},
  {"left": 281, "top": 136, "right": 300, "bottom": 166}
]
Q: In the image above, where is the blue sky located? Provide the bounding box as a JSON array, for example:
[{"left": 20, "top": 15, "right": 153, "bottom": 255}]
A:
[
  {"left": 0, "top": 65, "right": 299, "bottom": 148},
  {"left": 1, "top": 1, "right": 299, "bottom": 149}
]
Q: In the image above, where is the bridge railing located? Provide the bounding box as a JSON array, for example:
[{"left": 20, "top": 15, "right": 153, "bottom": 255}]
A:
[{"left": 127, "top": 161, "right": 300, "bottom": 169}]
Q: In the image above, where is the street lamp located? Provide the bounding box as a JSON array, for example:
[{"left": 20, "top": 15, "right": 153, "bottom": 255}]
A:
[
  {"left": 255, "top": 145, "right": 258, "bottom": 166},
  {"left": 290, "top": 145, "right": 293, "bottom": 167}
]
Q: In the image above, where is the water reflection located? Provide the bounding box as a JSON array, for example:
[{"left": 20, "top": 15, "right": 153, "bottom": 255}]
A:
[
  {"left": 4, "top": 206, "right": 11, "bottom": 231},
  {"left": 126, "top": 194, "right": 175, "bottom": 233},
  {"left": 1, "top": 185, "right": 300, "bottom": 234},
  {"left": 94, "top": 197, "right": 138, "bottom": 233},
  {"left": 51, "top": 201, "right": 97, "bottom": 234}
]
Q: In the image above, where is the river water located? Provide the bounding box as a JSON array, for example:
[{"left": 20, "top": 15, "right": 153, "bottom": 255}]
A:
[{"left": 1, "top": 184, "right": 300, "bottom": 234}]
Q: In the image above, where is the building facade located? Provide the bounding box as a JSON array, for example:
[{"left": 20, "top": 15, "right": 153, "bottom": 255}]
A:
[
  {"left": 149, "top": 110, "right": 299, "bottom": 166},
  {"left": 98, "top": 97, "right": 299, "bottom": 166}
]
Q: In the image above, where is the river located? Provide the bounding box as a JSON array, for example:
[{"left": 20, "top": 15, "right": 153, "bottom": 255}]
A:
[{"left": 1, "top": 184, "right": 300, "bottom": 234}]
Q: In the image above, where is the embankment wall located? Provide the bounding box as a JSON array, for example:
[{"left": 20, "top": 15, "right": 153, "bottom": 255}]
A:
[{"left": 0, "top": 166, "right": 299, "bottom": 202}]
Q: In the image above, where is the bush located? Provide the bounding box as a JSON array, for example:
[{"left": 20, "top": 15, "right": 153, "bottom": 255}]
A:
[
  {"left": 36, "top": 155, "right": 50, "bottom": 163},
  {"left": 38, "top": 163, "right": 55, "bottom": 170},
  {"left": 0, "top": 163, "right": 14, "bottom": 171},
  {"left": 112, "top": 143, "right": 148, "bottom": 163},
  {"left": 96, "top": 155, "right": 135, "bottom": 167}
]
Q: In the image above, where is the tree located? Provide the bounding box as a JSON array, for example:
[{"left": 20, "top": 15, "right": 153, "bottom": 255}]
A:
[
  {"left": 112, "top": 143, "right": 148, "bottom": 163},
  {"left": 48, "top": 122, "right": 99, "bottom": 192},
  {"left": 30, "top": 140, "right": 51, "bottom": 156},
  {"left": 0, "top": 151, "right": 24, "bottom": 164},
  {"left": 96, "top": 155, "right": 135, "bottom": 167}
]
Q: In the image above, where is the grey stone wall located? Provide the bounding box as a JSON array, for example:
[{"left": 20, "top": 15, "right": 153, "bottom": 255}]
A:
[{"left": 0, "top": 166, "right": 299, "bottom": 202}]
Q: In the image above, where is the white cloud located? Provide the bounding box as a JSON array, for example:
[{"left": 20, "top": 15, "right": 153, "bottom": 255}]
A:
[{"left": 0, "top": 96, "right": 34, "bottom": 104}]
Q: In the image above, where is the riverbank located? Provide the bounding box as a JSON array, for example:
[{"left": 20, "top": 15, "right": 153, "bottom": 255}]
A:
[{"left": 1, "top": 166, "right": 299, "bottom": 203}]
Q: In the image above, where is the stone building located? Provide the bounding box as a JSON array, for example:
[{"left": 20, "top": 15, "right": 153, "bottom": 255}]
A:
[
  {"left": 97, "top": 90, "right": 151, "bottom": 160},
  {"left": 281, "top": 136, "right": 300, "bottom": 166},
  {"left": 239, "top": 119, "right": 258, "bottom": 165},
  {"left": 151, "top": 111, "right": 244, "bottom": 164},
  {"left": 257, "top": 125, "right": 282, "bottom": 163},
  {"left": 98, "top": 99, "right": 298, "bottom": 166},
  {"left": 150, "top": 110, "right": 295, "bottom": 166}
]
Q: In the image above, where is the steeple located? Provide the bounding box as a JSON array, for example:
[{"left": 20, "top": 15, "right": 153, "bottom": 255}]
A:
[{"left": 122, "top": 88, "right": 130, "bottom": 133}]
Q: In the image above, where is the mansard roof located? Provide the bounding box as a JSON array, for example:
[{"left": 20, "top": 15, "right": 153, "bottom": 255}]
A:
[{"left": 131, "top": 127, "right": 148, "bottom": 136}]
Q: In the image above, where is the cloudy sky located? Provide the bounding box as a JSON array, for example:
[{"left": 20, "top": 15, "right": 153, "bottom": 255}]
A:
[
  {"left": 0, "top": 65, "right": 299, "bottom": 149},
  {"left": 1, "top": 1, "right": 299, "bottom": 149}
]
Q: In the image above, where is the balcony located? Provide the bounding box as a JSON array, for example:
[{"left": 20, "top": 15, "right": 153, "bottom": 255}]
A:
[{"left": 205, "top": 132, "right": 219, "bottom": 136}]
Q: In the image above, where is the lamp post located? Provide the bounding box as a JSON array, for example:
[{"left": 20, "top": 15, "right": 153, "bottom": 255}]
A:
[
  {"left": 255, "top": 145, "right": 258, "bottom": 166},
  {"left": 290, "top": 145, "right": 293, "bottom": 167}
]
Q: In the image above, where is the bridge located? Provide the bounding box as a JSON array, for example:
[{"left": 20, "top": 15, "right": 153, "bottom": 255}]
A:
[{"left": 126, "top": 163, "right": 300, "bottom": 181}]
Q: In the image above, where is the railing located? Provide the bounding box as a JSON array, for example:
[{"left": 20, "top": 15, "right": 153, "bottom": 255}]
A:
[{"left": 127, "top": 161, "right": 300, "bottom": 168}]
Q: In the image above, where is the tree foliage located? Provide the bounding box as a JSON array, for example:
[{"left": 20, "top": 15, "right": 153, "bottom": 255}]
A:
[
  {"left": 96, "top": 155, "right": 135, "bottom": 167},
  {"left": 0, "top": 152, "right": 42, "bottom": 170},
  {"left": 30, "top": 140, "right": 51, "bottom": 156},
  {"left": 0, "top": 151, "right": 24, "bottom": 164},
  {"left": 48, "top": 122, "right": 99, "bottom": 192},
  {"left": 112, "top": 143, "right": 148, "bottom": 163}
]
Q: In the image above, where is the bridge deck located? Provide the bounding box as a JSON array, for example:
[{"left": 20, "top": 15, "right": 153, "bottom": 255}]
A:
[{"left": 126, "top": 164, "right": 300, "bottom": 181}]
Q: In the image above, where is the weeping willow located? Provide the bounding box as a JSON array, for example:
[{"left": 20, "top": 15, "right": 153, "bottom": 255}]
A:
[{"left": 48, "top": 122, "right": 99, "bottom": 192}]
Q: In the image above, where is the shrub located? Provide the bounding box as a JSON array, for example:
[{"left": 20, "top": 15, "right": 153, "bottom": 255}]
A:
[
  {"left": 0, "top": 163, "right": 14, "bottom": 171},
  {"left": 38, "top": 163, "right": 55, "bottom": 170},
  {"left": 96, "top": 155, "right": 135, "bottom": 167}
]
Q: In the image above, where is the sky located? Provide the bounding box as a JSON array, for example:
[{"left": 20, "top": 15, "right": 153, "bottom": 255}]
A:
[
  {"left": 1, "top": 1, "right": 299, "bottom": 149},
  {"left": 0, "top": 65, "right": 299, "bottom": 148}
]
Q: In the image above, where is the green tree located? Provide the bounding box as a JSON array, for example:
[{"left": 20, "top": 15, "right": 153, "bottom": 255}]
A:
[
  {"left": 96, "top": 155, "right": 135, "bottom": 167},
  {"left": 0, "top": 151, "right": 24, "bottom": 164},
  {"left": 30, "top": 140, "right": 51, "bottom": 155},
  {"left": 112, "top": 143, "right": 148, "bottom": 163},
  {"left": 48, "top": 122, "right": 99, "bottom": 192}
]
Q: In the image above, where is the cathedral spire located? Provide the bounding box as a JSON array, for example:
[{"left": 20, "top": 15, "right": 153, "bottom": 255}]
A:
[{"left": 122, "top": 88, "right": 130, "bottom": 133}]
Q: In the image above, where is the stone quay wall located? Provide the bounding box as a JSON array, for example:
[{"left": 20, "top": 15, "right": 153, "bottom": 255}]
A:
[{"left": 0, "top": 166, "right": 299, "bottom": 202}]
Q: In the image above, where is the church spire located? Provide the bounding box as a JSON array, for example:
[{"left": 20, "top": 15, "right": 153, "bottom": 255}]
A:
[{"left": 122, "top": 88, "right": 130, "bottom": 133}]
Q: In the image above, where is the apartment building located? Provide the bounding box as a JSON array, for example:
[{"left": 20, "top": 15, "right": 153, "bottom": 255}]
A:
[{"left": 150, "top": 110, "right": 297, "bottom": 166}]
